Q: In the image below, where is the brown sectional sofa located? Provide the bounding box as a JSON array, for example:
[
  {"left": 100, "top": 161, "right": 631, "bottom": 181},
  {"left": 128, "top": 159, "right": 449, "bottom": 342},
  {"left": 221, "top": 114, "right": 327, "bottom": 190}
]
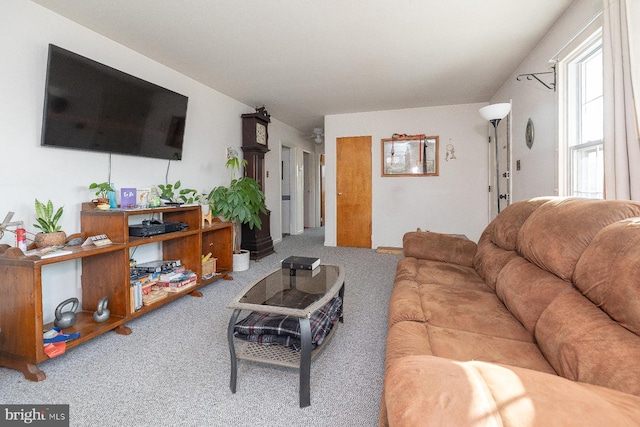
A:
[{"left": 380, "top": 197, "right": 640, "bottom": 426}]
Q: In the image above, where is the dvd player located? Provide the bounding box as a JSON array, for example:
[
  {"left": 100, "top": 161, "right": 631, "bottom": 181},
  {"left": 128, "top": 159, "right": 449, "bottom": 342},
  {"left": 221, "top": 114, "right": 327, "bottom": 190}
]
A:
[
  {"left": 128, "top": 220, "right": 188, "bottom": 237},
  {"left": 129, "top": 223, "right": 165, "bottom": 237},
  {"left": 164, "top": 221, "right": 188, "bottom": 233}
]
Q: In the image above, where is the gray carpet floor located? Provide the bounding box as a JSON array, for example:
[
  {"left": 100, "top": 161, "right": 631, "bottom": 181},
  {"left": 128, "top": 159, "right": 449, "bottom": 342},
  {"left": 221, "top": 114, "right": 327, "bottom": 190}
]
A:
[{"left": 0, "top": 228, "right": 402, "bottom": 426}]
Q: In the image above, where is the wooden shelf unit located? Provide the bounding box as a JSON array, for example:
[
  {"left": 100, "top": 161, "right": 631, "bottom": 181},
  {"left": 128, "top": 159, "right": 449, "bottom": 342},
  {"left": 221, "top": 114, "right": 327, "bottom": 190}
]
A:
[{"left": 0, "top": 203, "right": 233, "bottom": 381}]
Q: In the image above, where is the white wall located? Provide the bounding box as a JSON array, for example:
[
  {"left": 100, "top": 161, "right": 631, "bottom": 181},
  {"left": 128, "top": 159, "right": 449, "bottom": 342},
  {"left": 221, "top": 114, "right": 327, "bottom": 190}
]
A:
[
  {"left": 490, "top": 0, "right": 603, "bottom": 200},
  {"left": 321, "top": 0, "right": 605, "bottom": 248},
  {"left": 0, "top": 1, "right": 311, "bottom": 321},
  {"left": 324, "top": 103, "right": 490, "bottom": 246}
]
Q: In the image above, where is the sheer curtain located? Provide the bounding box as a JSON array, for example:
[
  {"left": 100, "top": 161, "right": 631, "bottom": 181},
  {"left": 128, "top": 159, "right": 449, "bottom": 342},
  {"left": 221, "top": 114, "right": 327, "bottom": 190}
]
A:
[{"left": 603, "top": 0, "right": 640, "bottom": 199}]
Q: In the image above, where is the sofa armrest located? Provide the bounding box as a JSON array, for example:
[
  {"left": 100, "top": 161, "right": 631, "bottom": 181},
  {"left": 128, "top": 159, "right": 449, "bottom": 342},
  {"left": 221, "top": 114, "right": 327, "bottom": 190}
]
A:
[
  {"left": 383, "top": 355, "right": 640, "bottom": 427},
  {"left": 402, "top": 231, "right": 476, "bottom": 267}
]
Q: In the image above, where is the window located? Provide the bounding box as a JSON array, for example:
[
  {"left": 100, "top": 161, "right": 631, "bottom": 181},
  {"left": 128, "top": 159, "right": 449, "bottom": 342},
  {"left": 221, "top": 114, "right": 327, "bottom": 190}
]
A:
[{"left": 560, "top": 31, "right": 603, "bottom": 198}]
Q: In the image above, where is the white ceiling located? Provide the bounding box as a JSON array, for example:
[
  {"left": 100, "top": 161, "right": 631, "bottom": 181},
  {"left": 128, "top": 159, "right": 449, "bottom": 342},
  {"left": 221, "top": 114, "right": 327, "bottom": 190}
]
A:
[{"left": 32, "top": 0, "right": 574, "bottom": 133}]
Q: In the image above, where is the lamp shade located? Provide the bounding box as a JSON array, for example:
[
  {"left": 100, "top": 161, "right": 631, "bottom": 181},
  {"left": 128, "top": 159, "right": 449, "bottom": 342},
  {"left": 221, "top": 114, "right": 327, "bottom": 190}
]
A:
[{"left": 479, "top": 103, "right": 512, "bottom": 121}]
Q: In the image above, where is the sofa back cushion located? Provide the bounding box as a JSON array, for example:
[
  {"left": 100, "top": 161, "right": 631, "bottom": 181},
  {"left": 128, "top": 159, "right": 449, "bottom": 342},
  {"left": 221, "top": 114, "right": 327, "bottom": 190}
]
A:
[
  {"left": 474, "top": 197, "right": 552, "bottom": 289},
  {"left": 495, "top": 256, "right": 572, "bottom": 334},
  {"left": 535, "top": 288, "right": 640, "bottom": 396},
  {"left": 517, "top": 198, "right": 640, "bottom": 281},
  {"left": 484, "top": 197, "right": 554, "bottom": 251},
  {"left": 473, "top": 234, "right": 518, "bottom": 291},
  {"left": 573, "top": 218, "right": 640, "bottom": 336}
]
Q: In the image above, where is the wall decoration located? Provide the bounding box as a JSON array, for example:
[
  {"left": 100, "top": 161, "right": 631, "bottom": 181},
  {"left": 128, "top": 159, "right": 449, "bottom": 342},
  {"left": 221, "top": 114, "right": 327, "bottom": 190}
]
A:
[
  {"left": 526, "top": 118, "right": 534, "bottom": 149},
  {"left": 382, "top": 134, "right": 439, "bottom": 176},
  {"left": 445, "top": 139, "right": 457, "bottom": 161}
]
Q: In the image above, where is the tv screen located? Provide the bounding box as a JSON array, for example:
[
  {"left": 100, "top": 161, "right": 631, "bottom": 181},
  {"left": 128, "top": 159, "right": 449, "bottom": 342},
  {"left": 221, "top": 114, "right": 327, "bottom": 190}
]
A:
[{"left": 41, "top": 44, "right": 188, "bottom": 160}]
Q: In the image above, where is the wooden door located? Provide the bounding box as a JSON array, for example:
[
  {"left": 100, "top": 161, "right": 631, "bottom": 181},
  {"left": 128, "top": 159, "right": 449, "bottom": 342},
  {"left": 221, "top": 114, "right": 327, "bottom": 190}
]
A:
[{"left": 336, "top": 136, "right": 372, "bottom": 247}]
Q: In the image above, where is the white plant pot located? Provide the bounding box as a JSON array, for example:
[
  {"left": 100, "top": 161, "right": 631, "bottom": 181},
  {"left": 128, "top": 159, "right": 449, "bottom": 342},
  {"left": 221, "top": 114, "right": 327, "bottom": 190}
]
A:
[{"left": 232, "top": 250, "right": 250, "bottom": 272}]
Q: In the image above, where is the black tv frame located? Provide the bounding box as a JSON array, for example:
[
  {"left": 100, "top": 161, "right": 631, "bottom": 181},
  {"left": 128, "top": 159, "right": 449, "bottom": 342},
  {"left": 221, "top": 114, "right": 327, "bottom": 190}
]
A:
[{"left": 41, "top": 44, "right": 189, "bottom": 161}]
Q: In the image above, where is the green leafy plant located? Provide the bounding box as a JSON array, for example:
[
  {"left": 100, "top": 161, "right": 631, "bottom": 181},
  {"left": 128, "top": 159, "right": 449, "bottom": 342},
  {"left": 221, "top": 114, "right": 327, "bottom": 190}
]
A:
[
  {"left": 33, "top": 199, "right": 64, "bottom": 233},
  {"left": 89, "top": 182, "right": 115, "bottom": 199},
  {"left": 158, "top": 180, "right": 181, "bottom": 201},
  {"left": 209, "top": 151, "right": 267, "bottom": 253},
  {"left": 158, "top": 180, "right": 200, "bottom": 204},
  {"left": 177, "top": 189, "right": 203, "bottom": 204}
]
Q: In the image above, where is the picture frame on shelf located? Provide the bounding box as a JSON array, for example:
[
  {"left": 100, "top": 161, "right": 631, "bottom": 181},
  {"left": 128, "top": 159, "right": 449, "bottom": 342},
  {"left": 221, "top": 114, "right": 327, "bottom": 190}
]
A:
[{"left": 121, "top": 188, "right": 136, "bottom": 209}]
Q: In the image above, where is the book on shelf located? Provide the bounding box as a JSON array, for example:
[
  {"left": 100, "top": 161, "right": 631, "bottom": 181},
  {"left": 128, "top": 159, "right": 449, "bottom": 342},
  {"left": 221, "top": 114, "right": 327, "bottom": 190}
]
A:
[
  {"left": 142, "top": 288, "right": 168, "bottom": 306},
  {"left": 25, "top": 246, "right": 73, "bottom": 259},
  {"left": 158, "top": 267, "right": 185, "bottom": 282},
  {"left": 120, "top": 188, "right": 137, "bottom": 209},
  {"left": 159, "top": 271, "right": 197, "bottom": 292},
  {"left": 130, "top": 281, "right": 143, "bottom": 312},
  {"left": 281, "top": 256, "right": 320, "bottom": 271}
]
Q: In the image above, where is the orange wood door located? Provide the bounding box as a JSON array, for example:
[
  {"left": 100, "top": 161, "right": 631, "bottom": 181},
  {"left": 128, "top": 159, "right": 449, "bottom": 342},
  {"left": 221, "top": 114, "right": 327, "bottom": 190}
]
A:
[{"left": 336, "top": 136, "right": 372, "bottom": 247}]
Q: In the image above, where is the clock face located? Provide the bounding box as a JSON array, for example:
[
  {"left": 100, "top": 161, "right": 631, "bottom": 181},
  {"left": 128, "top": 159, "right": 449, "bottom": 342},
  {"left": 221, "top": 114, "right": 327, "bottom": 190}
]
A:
[{"left": 256, "top": 123, "right": 267, "bottom": 145}]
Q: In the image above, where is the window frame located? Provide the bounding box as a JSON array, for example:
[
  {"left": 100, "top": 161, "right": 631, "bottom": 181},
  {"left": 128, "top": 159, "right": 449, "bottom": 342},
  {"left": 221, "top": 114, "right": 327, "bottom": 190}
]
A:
[{"left": 557, "top": 21, "right": 604, "bottom": 198}]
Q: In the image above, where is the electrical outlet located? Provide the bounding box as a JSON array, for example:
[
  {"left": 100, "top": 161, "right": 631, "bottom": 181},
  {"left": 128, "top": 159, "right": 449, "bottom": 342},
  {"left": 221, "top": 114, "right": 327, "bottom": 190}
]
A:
[{"left": 516, "top": 160, "right": 521, "bottom": 171}]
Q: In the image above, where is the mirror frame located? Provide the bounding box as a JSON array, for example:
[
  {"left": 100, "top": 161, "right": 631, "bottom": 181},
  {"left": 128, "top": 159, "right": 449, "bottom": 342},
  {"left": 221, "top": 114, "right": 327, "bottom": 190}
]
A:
[{"left": 381, "top": 135, "right": 439, "bottom": 177}]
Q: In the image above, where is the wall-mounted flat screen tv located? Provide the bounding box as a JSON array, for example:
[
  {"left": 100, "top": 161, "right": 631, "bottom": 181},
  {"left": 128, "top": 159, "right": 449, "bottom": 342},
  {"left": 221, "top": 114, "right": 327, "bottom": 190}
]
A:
[{"left": 41, "top": 44, "right": 188, "bottom": 160}]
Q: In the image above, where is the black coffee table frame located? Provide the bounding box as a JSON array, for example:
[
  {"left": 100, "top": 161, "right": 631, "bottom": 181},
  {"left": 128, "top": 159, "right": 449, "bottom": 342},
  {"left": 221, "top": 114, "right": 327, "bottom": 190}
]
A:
[{"left": 226, "top": 265, "right": 345, "bottom": 407}]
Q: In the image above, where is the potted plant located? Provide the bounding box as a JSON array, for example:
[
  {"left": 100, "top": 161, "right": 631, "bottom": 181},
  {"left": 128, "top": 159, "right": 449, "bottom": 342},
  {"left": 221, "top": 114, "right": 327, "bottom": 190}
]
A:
[
  {"left": 209, "top": 148, "right": 267, "bottom": 271},
  {"left": 157, "top": 180, "right": 180, "bottom": 203},
  {"left": 33, "top": 199, "right": 66, "bottom": 248},
  {"left": 89, "top": 182, "right": 114, "bottom": 207},
  {"left": 157, "top": 180, "right": 200, "bottom": 205}
]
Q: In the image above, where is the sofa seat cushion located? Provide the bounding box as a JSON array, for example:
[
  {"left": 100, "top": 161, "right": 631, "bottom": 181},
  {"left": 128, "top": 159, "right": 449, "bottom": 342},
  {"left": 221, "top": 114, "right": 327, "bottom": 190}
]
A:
[
  {"left": 384, "top": 355, "right": 640, "bottom": 427},
  {"left": 388, "top": 279, "right": 427, "bottom": 327},
  {"left": 395, "top": 257, "right": 489, "bottom": 291},
  {"left": 416, "top": 282, "right": 533, "bottom": 342},
  {"left": 426, "top": 325, "right": 556, "bottom": 374},
  {"left": 384, "top": 321, "right": 554, "bottom": 375},
  {"left": 385, "top": 321, "right": 432, "bottom": 368},
  {"left": 536, "top": 288, "right": 640, "bottom": 396}
]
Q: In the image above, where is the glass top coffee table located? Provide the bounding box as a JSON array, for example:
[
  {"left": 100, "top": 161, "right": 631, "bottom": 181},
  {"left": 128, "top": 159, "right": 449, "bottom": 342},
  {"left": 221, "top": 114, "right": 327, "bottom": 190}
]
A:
[{"left": 226, "top": 264, "right": 345, "bottom": 407}]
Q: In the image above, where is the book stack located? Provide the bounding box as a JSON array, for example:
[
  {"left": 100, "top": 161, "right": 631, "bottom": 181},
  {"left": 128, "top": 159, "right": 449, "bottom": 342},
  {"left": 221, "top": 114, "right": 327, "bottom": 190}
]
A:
[
  {"left": 142, "top": 288, "right": 169, "bottom": 306},
  {"left": 157, "top": 269, "right": 197, "bottom": 293},
  {"left": 130, "top": 259, "right": 191, "bottom": 311},
  {"left": 282, "top": 256, "right": 320, "bottom": 271},
  {"left": 130, "top": 271, "right": 161, "bottom": 312}
]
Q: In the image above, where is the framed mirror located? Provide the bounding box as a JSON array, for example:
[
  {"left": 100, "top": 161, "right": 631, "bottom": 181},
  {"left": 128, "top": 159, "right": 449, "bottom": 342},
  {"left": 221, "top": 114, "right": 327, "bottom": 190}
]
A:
[{"left": 381, "top": 134, "right": 439, "bottom": 176}]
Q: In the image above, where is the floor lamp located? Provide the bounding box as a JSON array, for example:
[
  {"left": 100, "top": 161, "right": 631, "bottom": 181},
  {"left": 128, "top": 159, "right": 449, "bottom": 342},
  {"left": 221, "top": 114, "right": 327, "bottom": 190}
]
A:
[{"left": 479, "top": 103, "right": 511, "bottom": 214}]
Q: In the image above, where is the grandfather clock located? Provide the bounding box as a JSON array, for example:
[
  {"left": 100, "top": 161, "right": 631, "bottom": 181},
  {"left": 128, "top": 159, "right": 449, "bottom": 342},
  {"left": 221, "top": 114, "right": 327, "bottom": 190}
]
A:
[{"left": 241, "top": 107, "right": 274, "bottom": 260}]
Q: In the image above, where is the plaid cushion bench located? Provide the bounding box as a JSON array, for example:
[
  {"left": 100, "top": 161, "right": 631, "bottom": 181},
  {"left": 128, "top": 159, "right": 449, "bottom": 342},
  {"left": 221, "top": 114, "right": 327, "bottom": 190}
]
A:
[{"left": 233, "top": 296, "right": 343, "bottom": 351}]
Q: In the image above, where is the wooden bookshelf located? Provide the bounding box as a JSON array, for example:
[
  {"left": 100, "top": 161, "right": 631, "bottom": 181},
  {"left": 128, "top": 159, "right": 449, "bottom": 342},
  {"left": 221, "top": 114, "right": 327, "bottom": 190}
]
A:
[{"left": 0, "top": 204, "right": 232, "bottom": 381}]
